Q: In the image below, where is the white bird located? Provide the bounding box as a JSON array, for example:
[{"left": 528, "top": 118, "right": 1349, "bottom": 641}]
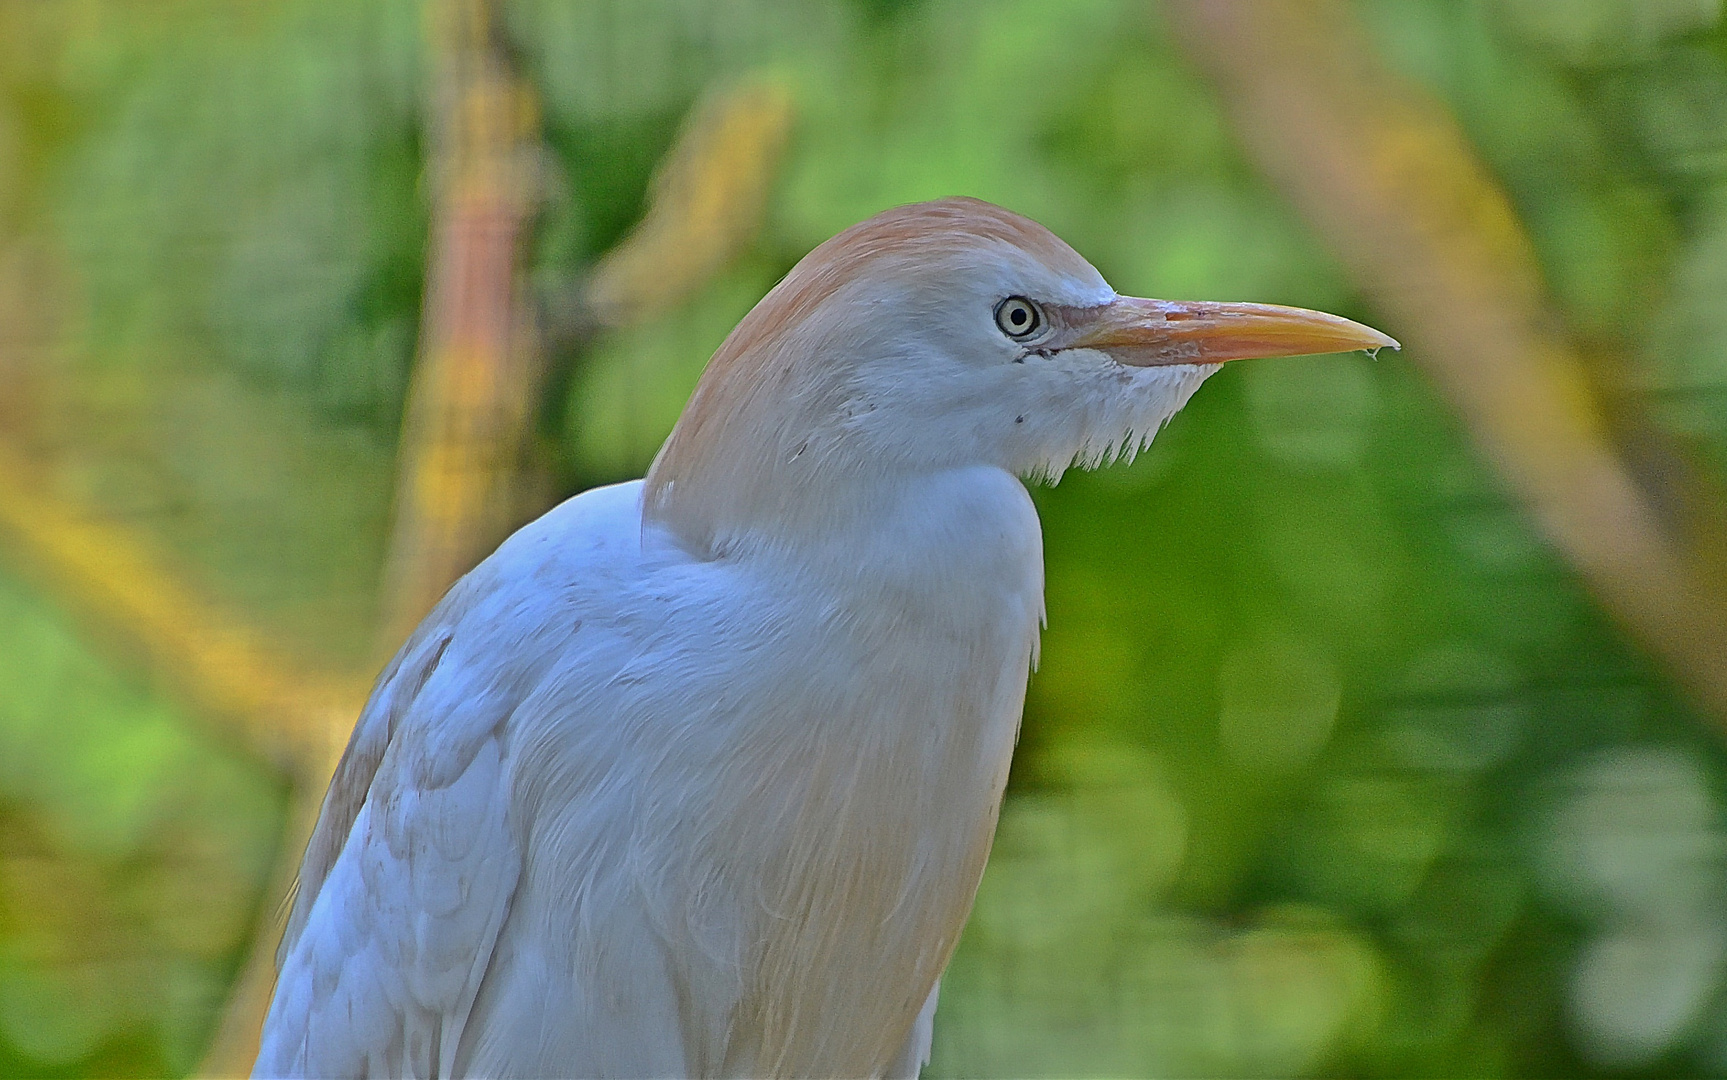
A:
[{"left": 254, "top": 197, "right": 1395, "bottom": 1079}]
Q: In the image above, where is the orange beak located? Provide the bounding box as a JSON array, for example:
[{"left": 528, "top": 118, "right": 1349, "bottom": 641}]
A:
[{"left": 1056, "top": 297, "right": 1398, "bottom": 367}]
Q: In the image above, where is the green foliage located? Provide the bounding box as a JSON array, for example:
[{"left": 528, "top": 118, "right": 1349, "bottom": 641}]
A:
[{"left": 0, "top": 569, "right": 284, "bottom": 1077}]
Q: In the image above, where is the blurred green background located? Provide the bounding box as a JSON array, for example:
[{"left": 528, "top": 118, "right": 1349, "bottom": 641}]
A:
[{"left": 4, "top": 0, "right": 1727, "bottom": 1076}]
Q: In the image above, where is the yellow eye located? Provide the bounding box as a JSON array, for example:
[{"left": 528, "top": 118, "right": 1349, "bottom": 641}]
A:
[{"left": 994, "top": 296, "right": 1043, "bottom": 340}]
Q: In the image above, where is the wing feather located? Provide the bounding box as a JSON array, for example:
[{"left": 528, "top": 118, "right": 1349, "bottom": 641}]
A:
[
  {"left": 256, "top": 592, "right": 525, "bottom": 1078},
  {"left": 257, "top": 484, "right": 671, "bottom": 1079},
  {"left": 278, "top": 625, "right": 453, "bottom": 966}
]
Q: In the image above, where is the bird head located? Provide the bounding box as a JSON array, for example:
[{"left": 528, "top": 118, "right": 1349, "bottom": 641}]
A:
[{"left": 645, "top": 197, "right": 1395, "bottom": 556}]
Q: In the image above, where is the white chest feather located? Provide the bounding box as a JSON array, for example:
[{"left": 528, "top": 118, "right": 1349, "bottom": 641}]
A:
[{"left": 453, "top": 471, "right": 1042, "bottom": 1076}]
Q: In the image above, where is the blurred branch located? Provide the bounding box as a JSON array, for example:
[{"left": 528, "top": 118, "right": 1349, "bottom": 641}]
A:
[
  {"left": 374, "top": 0, "right": 545, "bottom": 654},
  {"left": 380, "top": 72, "right": 796, "bottom": 645},
  {"left": 0, "top": 441, "right": 367, "bottom": 778},
  {"left": 543, "top": 80, "right": 795, "bottom": 348},
  {"left": 1165, "top": 0, "right": 1727, "bottom": 725}
]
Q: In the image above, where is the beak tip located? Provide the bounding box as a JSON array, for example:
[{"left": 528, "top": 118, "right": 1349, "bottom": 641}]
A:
[{"left": 1335, "top": 314, "right": 1398, "bottom": 356}]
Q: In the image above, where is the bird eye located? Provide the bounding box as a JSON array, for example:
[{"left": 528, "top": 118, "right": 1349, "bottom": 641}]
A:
[{"left": 994, "top": 296, "right": 1044, "bottom": 340}]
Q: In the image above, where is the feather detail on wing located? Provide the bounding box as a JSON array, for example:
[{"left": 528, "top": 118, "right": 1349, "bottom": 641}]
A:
[
  {"left": 256, "top": 591, "right": 525, "bottom": 1079},
  {"left": 277, "top": 624, "right": 454, "bottom": 970}
]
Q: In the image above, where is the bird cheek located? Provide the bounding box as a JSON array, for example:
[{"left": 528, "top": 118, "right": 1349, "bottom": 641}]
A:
[
  {"left": 1048, "top": 345, "right": 1125, "bottom": 373},
  {"left": 1010, "top": 343, "right": 1059, "bottom": 365}
]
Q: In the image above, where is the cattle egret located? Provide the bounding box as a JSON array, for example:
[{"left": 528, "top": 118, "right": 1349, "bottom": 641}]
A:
[{"left": 255, "top": 197, "right": 1396, "bottom": 1079}]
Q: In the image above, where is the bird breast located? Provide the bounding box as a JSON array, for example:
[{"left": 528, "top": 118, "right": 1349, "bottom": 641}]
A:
[{"left": 504, "top": 467, "right": 1044, "bottom": 1075}]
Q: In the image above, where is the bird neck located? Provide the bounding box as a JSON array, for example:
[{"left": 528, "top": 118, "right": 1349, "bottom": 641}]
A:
[
  {"left": 645, "top": 444, "right": 925, "bottom": 565},
  {"left": 642, "top": 340, "right": 916, "bottom": 560}
]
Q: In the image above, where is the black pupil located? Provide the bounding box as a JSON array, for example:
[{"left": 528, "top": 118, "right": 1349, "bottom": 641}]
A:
[{"left": 1010, "top": 306, "right": 1028, "bottom": 326}]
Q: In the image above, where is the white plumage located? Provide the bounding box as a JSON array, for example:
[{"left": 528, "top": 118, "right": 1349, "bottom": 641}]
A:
[{"left": 255, "top": 198, "right": 1393, "bottom": 1078}]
